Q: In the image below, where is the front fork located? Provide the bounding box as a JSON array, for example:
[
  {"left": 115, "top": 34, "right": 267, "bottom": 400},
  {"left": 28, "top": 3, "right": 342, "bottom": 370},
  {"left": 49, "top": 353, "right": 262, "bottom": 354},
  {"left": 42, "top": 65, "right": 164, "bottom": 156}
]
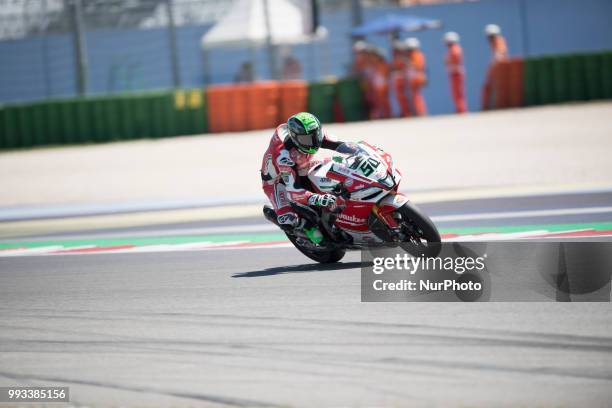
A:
[{"left": 371, "top": 192, "right": 410, "bottom": 239}]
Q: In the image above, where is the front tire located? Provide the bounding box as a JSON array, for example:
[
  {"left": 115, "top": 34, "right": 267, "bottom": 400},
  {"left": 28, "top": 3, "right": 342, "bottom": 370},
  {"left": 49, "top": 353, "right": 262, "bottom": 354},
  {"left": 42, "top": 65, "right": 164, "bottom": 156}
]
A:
[
  {"left": 397, "top": 201, "right": 441, "bottom": 257},
  {"left": 286, "top": 234, "right": 346, "bottom": 263}
]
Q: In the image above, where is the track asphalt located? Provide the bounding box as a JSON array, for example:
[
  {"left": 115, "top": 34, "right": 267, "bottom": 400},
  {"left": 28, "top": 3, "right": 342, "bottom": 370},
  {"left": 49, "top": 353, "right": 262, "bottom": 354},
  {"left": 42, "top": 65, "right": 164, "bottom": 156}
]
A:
[
  {"left": 1, "top": 191, "right": 612, "bottom": 253},
  {"left": 0, "top": 191, "right": 611, "bottom": 406}
]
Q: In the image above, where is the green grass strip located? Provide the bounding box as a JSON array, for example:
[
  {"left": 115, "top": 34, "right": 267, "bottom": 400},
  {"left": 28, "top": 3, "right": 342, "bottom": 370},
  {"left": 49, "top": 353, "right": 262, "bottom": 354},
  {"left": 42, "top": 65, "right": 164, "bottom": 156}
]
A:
[
  {"left": 0, "top": 232, "right": 287, "bottom": 250},
  {"left": 1, "top": 221, "right": 611, "bottom": 250}
]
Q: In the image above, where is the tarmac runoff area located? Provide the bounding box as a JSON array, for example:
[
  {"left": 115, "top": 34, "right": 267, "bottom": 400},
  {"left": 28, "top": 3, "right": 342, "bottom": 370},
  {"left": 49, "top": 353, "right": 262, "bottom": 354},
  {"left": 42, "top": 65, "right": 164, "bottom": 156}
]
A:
[
  {"left": 0, "top": 103, "right": 611, "bottom": 406},
  {"left": 0, "top": 101, "right": 611, "bottom": 208}
]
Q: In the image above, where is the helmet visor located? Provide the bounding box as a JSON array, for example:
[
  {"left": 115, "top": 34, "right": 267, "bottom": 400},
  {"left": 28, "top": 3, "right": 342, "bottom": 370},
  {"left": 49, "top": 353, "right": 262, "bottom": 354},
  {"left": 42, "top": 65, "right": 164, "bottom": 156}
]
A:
[{"left": 296, "top": 132, "right": 317, "bottom": 148}]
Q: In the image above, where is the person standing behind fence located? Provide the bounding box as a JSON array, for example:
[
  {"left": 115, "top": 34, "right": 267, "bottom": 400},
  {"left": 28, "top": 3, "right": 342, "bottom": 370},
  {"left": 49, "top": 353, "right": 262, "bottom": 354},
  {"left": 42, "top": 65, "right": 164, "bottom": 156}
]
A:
[
  {"left": 486, "top": 24, "right": 508, "bottom": 62},
  {"left": 365, "top": 47, "right": 392, "bottom": 119},
  {"left": 391, "top": 40, "right": 411, "bottom": 117},
  {"left": 352, "top": 41, "right": 374, "bottom": 116},
  {"left": 234, "top": 62, "right": 255, "bottom": 83},
  {"left": 481, "top": 24, "right": 508, "bottom": 110},
  {"left": 443, "top": 32, "right": 467, "bottom": 113},
  {"left": 352, "top": 41, "right": 369, "bottom": 75},
  {"left": 404, "top": 37, "right": 428, "bottom": 116},
  {"left": 282, "top": 55, "right": 302, "bottom": 80}
]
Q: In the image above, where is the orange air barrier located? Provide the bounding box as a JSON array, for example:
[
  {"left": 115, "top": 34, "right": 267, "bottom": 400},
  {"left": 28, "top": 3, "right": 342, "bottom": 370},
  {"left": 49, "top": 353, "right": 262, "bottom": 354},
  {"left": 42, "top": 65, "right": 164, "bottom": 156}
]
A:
[
  {"left": 227, "top": 85, "right": 249, "bottom": 132},
  {"left": 247, "top": 81, "right": 281, "bottom": 130},
  {"left": 492, "top": 61, "right": 510, "bottom": 109},
  {"left": 207, "top": 81, "right": 305, "bottom": 132},
  {"left": 279, "top": 80, "right": 308, "bottom": 123},
  {"left": 492, "top": 58, "right": 525, "bottom": 109},
  {"left": 507, "top": 58, "right": 524, "bottom": 108},
  {"left": 206, "top": 85, "right": 233, "bottom": 133}
]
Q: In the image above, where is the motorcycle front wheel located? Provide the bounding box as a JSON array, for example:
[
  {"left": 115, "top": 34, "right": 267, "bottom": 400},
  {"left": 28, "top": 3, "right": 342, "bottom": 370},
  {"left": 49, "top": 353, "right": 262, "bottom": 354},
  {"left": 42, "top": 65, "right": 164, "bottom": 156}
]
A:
[
  {"left": 397, "top": 201, "right": 441, "bottom": 257},
  {"left": 286, "top": 233, "right": 346, "bottom": 263}
]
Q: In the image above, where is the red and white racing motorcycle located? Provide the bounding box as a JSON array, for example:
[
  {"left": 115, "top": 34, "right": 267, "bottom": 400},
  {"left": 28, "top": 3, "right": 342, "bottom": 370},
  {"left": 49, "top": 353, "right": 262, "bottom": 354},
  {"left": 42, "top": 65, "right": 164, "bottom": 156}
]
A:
[{"left": 264, "top": 141, "right": 440, "bottom": 263}]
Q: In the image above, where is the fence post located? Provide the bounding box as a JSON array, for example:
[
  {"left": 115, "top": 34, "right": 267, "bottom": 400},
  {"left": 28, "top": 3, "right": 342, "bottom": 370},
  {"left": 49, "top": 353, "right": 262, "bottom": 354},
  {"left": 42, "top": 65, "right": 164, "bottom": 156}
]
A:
[
  {"left": 263, "top": 0, "right": 279, "bottom": 80},
  {"left": 67, "top": 0, "right": 88, "bottom": 96},
  {"left": 165, "top": 0, "right": 181, "bottom": 88}
]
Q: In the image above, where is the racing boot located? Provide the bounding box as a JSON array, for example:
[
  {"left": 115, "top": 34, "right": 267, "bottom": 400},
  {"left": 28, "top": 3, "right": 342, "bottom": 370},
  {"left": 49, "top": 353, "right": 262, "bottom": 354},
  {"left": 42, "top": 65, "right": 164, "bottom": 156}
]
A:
[
  {"left": 262, "top": 205, "right": 278, "bottom": 224},
  {"left": 303, "top": 225, "right": 324, "bottom": 245},
  {"left": 297, "top": 217, "right": 326, "bottom": 245},
  {"left": 278, "top": 213, "right": 325, "bottom": 245},
  {"left": 277, "top": 212, "right": 299, "bottom": 232}
]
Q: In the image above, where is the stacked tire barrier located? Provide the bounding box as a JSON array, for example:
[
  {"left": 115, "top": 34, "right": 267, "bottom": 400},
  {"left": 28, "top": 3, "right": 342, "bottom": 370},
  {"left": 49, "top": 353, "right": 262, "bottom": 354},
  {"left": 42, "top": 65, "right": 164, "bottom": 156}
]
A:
[
  {"left": 496, "top": 50, "right": 612, "bottom": 109},
  {"left": 307, "top": 78, "right": 367, "bottom": 124},
  {"left": 307, "top": 81, "right": 337, "bottom": 123},
  {"left": 173, "top": 89, "right": 208, "bottom": 136},
  {"left": 0, "top": 78, "right": 367, "bottom": 149},
  {"left": 336, "top": 78, "right": 367, "bottom": 122},
  {"left": 0, "top": 89, "right": 208, "bottom": 149}
]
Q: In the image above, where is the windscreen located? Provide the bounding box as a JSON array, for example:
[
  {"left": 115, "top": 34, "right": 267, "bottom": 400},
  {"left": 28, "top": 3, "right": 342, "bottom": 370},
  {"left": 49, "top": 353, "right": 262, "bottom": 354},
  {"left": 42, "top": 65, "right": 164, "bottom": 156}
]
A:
[{"left": 336, "top": 142, "right": 363, "bottom": 155}]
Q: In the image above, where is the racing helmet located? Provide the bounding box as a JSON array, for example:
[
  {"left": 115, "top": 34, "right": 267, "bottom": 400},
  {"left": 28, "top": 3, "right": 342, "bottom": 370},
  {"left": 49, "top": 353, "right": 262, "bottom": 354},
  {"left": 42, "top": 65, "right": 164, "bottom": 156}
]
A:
[{"left": 287, "top": 112, "right": 323, "bottom": 154}]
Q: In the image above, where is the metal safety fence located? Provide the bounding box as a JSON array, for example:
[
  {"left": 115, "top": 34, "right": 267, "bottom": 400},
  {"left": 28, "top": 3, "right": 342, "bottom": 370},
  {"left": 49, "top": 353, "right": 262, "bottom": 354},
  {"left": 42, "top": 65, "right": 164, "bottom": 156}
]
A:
[
  {"left": 0, "top": 0, "right": 387, "bottom": 104},
  {"left": 0, "top": 0, "right": 236, "bottom": 102}
]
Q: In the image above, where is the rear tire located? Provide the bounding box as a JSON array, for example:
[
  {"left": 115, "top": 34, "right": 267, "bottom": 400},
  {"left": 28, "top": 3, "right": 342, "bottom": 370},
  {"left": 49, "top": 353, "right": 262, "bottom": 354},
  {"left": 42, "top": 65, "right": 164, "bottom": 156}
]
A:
[
  {"left": 397, "top": 201, "right": 441, "bottom": 257},
  {"left": 286, "top": 234, "right": 346, "bottom": 263}
]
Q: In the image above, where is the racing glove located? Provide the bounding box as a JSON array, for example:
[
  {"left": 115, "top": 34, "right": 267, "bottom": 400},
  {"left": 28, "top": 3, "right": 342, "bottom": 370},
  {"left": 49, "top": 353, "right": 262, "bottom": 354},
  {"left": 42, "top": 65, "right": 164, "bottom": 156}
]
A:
[{"left": 308, "top": 193, "right": 337, "bottom": 209}]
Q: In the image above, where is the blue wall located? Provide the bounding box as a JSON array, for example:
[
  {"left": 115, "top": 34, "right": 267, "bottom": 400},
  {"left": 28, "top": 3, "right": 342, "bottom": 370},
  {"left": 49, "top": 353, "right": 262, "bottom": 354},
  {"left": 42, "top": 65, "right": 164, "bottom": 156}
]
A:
[
  {"left": 0, "top": 34, "right": 76, "bottom": 102},
  {"left": 1, "top": 0, "right": 611, "bottom": 115}
]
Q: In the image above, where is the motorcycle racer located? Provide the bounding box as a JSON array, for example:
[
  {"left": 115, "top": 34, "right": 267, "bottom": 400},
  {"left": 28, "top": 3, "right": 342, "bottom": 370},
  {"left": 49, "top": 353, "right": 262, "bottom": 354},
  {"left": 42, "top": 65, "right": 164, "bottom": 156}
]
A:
[{"left": 261, "top": 112, "right": 345, "bottom": 244}]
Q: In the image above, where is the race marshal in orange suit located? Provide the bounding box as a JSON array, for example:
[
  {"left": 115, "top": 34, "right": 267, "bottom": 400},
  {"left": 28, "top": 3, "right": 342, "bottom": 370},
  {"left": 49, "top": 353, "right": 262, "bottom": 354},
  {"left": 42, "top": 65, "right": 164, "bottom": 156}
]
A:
[
  {"left": 481, "top": 24, "right": 509, "bottom": 110},
  {"left": 391, "top": 40, "right": 411, "bottom": 117},
  {"left": 404, "top": 37, "right": 428, "bottom": 116},
  {"left": 368, "top": 47, "right": 392, "bottom": 119},
  {"left": 443, "top": 31, "right": 467, "bottom": 113}
]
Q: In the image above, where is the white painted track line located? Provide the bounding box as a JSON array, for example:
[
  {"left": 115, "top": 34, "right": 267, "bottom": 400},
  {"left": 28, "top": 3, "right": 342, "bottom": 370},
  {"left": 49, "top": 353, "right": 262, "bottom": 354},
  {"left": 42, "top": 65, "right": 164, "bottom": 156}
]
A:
[{"left": 432, "top": 206, "right": 612, "bottom": 222}]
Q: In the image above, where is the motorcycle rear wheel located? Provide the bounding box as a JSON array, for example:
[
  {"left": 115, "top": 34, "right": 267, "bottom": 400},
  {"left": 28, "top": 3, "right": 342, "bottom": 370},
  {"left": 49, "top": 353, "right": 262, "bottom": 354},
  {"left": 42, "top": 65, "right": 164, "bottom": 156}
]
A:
[{"left": 286, "top": 233, "right": 346, "bottom": 263}]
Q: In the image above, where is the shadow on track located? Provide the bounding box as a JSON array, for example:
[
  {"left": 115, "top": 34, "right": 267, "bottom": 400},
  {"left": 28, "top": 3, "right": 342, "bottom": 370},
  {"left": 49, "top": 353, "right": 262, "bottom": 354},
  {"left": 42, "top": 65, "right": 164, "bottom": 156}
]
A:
[{"left": 232, "top": 261, "right": 369, "bottom": 278}]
